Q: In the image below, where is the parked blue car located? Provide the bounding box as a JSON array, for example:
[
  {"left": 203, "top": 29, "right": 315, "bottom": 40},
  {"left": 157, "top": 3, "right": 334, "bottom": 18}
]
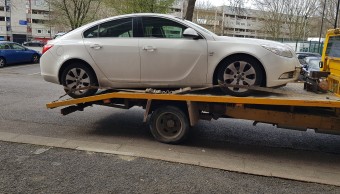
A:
[{"left": 0, "top": 41, "right": 41, "bottom": 68}]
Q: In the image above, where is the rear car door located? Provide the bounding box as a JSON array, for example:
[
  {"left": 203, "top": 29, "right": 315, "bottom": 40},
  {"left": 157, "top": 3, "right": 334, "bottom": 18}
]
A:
[{"left": 83, "top": 17, "right": 140, "bottom": 83}]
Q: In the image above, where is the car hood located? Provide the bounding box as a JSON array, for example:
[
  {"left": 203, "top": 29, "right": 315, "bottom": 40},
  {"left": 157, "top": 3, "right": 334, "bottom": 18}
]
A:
[{"left": 214, "top": 36, "right": 292, "bottom": 49}]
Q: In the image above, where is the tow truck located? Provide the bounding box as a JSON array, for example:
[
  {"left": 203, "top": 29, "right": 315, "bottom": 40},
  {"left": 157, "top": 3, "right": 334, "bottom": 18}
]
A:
[{"left": 46, "top": 30, "right": 340, "bottom": 144}]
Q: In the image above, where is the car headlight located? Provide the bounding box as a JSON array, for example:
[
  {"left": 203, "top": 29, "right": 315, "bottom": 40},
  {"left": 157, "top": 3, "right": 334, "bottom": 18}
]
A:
[{"left": 261, "top": 44, "right": 293, "bottom": 58}]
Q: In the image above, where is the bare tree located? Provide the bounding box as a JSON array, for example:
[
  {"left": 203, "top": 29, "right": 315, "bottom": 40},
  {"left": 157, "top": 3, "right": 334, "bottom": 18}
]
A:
[
  {"left": 254, "top": 0, "right": 318, "bottom": 41},
  {"left": 48, "top": 0, "right": 101, "bottom": 30},
  {"left": 105, "top": 0, "right": 175, "bottom": 14},
  {"left": 320, "top": 0, "right": 339, "bottom": 30},
  {"left": 193, "top": 0, "right": 218, "bottom": 33},
  {"left": 285, "top": 0, "right": 319, "bottom": 41},
  {"left": 185, "top": 0, "right": 197, "bottom": 21}
]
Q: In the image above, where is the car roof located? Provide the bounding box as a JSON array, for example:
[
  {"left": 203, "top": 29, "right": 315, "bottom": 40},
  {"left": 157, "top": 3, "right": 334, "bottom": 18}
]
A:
[{"left": 87, "top": 13, "right": 179, "bottom": 26}]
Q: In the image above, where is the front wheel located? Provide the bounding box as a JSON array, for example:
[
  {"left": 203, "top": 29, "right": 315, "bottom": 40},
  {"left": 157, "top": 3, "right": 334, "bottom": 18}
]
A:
[
  {"left": 150, "top": 106, "right": 190, "bottom": 144},
  {"left": 61, "top": 63, "right": 98, "bottom": 98},
  {"left": 217, "top": 56, "right": 263, "bottom": 97}
]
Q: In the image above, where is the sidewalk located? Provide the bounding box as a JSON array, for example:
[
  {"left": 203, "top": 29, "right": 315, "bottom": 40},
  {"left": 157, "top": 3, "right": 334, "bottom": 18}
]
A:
[{"left": 1, "top": 130, "right": 340, "bottom": 186}]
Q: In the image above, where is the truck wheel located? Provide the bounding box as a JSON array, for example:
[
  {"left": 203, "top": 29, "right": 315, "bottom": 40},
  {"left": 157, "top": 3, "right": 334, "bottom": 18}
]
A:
[
  {"left": 150, "top": 106, "right": 190, "bottom": 144},
  {"left": 217, "top": 56, "right": 263, "bottom": 97},
  {"left": 61, "top": 63, "right": 98, "bottom": 98}
]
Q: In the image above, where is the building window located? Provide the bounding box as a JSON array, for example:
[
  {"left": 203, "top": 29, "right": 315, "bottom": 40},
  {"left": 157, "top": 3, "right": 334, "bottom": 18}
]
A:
[
  {"left": 37, "top": 29, "right": 42, "bottom": 34},
  {"left": 34, "top": 0, "right": 48, "bottom": 6}
]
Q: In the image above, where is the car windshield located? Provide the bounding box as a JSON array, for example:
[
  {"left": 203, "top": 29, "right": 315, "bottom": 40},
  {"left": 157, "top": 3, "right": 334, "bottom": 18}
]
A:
[
  {"left": 183, "top": 19, "right": 216, "bottom": 36},
  {"left": 308, "top": 59, "right": 320, "bottom": 70}
]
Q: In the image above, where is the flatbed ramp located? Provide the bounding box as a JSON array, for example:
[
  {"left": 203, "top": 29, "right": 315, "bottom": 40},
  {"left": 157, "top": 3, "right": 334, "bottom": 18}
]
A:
[{"left": 47, "top": 83, "right": 340, "bottom": 143}]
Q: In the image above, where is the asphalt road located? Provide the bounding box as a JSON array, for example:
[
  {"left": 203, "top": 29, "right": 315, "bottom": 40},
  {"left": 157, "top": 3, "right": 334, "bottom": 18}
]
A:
[
  {"left": 0, "top": 63, "right": 340, "bottom": 193},
  {"left": 1, "top": 63, "right": 339, "bottom": 154}
]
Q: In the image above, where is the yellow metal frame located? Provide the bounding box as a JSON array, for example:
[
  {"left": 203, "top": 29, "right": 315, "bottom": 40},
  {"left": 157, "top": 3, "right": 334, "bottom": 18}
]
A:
[{"left": 46, "top": 91, "right": 340, "bottom": 109}]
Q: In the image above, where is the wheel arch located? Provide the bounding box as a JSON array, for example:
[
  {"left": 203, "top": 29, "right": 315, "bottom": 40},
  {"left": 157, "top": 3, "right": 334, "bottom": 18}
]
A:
[
  {"left": 58, "top": 58, "right": 98, "bottom": 84},
  {"left": 212, "top": 53, "right": 267, "bottom": 87}
]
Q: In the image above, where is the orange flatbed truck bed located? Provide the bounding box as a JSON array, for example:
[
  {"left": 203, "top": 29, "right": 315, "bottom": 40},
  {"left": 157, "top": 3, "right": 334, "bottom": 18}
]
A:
[{"left": 46, "top": 83, "right": 340, "bottom": 144}]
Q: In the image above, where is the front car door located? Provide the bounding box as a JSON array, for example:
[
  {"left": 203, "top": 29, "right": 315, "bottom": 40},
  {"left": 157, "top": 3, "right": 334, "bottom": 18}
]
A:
[
  {"left": 10, "top": 43, "right": 32, "bottom": 63},
  {"left": 0, "top": 43, "right": 19, "bottom": 64},
  {"left": 139, "top": 16, "right": 208, "bottom": 87},
  {"left": 83, "top": 17, "right": 140, "bottom": 83}
]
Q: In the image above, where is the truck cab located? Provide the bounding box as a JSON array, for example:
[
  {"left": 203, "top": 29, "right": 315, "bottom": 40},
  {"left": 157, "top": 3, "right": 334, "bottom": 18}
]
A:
[{"left": 321, "top": 29, "right": 340, "bottom": 96}]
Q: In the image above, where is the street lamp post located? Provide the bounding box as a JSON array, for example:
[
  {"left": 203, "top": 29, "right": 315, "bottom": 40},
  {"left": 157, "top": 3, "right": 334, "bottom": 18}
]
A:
[
  {"left": 302, "top": 15, "right": 307, "bottom": 52},
  {"left": 318, "top": 0, "right": 327, "bottom": 54}
]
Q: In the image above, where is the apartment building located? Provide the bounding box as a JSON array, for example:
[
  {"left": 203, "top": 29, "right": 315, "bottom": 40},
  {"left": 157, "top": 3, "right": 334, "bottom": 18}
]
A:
[
  {"left": 170, "top": 4, "right": 304, "bottom": 41},
  {"left": 0, "top": 0, "right": 54, "bottom": 43}
]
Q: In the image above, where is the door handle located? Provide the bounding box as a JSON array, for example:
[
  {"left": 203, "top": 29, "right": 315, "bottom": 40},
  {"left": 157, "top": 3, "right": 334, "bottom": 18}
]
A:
[
  {"left": 90, "top": 44, "right": 102, "bottom": 50},
  {"left": 143, "top": 46, "right": 157, "bottom": 52}
]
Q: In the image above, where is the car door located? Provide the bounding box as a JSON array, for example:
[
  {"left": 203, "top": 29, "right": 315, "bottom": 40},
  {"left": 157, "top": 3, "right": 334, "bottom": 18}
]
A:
[
  {"left": 139, "top": 17, "right": 208, "bottom": 87},
  {"left": 10, "top": 43, "right": 32, "bottom": 63},
  {"left": 0, "top": 43, "right": 18, "bottom": 64},
  {"left": 83, "top": 17, "right": 140, "bottom": 83}
]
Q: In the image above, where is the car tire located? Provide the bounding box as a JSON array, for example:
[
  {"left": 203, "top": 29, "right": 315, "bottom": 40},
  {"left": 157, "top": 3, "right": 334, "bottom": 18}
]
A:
[
  {"left": 61, "top": 63, "right": 98, "bottom": 98},
  {"left": 217, "top": 56, "right": 263, "bottom": 97},
  {"left": 32, "top": 54, "right": 40, "bottom": 64},
  {"left": 150, "top": 106, "right": 190, "bottom": 144},
  {"left": 0, "top": 57, "right": 6, "bottom": 68}
]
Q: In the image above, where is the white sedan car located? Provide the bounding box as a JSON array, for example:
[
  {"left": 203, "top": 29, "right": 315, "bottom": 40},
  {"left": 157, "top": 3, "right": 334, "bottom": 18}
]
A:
[{"left": 40, "top": 13, "right": 300, "bottom": 98}]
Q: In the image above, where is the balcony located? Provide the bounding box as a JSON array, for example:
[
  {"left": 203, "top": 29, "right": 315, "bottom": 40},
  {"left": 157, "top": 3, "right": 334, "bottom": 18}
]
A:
[{"left": 31, "top": 14, "right": 50, "bottom": 20}]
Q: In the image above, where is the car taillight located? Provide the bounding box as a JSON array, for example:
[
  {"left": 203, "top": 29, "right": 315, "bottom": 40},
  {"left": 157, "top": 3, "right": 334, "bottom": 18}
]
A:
[{"left": 42, "top": 44, "right": 53, "bottom": 55}]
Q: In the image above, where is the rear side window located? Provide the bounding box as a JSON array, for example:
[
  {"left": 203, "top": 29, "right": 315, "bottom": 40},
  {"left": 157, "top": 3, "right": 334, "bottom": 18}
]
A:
[{"left": 84, "top": 18, "right": 133, "bottom": 38}]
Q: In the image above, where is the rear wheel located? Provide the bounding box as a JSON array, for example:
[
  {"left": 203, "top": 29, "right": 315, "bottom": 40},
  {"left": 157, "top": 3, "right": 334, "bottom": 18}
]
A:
[
  {"left": 150, "top": 106, "right": 190, "bottom": 144},
  {"left": 217, "top": 56, "right": 263, "bottom": 97},
  {"left": 32, "top": 54, "right": 40, "bottom": 64},
  {"left": 61, "top": 63, "right": 98, "bottom": 98},
  {"left": 0, "top": 57, "right": 6, "bottom": 68}
]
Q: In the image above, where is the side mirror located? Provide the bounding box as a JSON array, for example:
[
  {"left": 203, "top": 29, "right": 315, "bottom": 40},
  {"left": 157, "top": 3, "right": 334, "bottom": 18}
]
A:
[
  {"left": 319, "top": 61, "right": 323, "bottom": 68},
  {"left": 183, "top": 28, "right": 200, "bottom": 40}
]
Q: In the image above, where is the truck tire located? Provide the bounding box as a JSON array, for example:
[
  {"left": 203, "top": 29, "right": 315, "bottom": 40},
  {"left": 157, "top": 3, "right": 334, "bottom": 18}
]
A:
[{"left": 150, "top": 106, "right": 190, "bottom": 144}]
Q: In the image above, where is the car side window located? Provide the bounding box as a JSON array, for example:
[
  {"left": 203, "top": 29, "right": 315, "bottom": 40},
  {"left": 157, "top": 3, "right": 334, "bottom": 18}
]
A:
[
  {"left": 141, "top": 17, "right": 187, "bottom": 39},
  {"left": 1, "top": 44, "right": 11, "bottom": 49},
  {"left": 83, "top": 18, "right": 133, "bottom": 38},
  {"left": 11, "top": 44, "right": 25, "bottom": 50}
]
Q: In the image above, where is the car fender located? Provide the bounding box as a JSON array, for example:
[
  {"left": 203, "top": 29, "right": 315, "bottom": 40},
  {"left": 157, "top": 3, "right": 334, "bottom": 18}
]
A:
[
  {"left": 207, "top": 41, "right": 269, "bottom": 85},
  {"left": 51, "top": 43, "right": 109, "bottom": 86}
]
